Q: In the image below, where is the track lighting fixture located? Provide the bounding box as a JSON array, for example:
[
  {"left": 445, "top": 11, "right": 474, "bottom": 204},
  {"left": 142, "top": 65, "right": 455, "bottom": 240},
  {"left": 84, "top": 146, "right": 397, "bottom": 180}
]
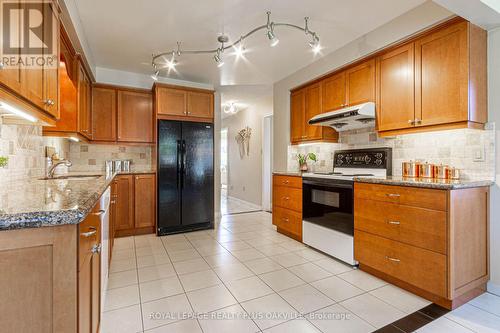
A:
[{"left": 151, "top": 11, "right": 321, "bottom": 72}]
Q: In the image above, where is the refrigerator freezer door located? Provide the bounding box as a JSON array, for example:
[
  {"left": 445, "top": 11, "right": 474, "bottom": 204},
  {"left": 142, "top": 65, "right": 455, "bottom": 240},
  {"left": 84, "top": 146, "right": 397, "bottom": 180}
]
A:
[
  {"left": 157, "top": 120, "right": 182, "bottom": 231},
  {"left": 181, "top": 122, "right": 214, "bottom": 226}
]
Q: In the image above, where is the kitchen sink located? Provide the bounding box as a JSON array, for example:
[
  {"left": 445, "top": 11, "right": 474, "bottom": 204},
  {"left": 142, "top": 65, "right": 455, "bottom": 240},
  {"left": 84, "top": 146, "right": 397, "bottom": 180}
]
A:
[{"left": 39, "top": 175, "right": 102, "bottom": 181}]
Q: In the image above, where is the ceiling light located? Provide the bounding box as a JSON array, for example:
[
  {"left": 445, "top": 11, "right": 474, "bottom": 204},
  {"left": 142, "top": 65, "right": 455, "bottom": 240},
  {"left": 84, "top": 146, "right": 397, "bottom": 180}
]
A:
[
  {"left": 166, "top": 59, "right": 177, "bottom": 70},
  {"left": 151, "top": 70, "right": 159, "bottom": 81},
  {"left": 223, "top": 103, "right": 238, "bottom": 114},
  {"left": 152, "top": 11, "right": 321, "bottom": 72},
  {"left": 214, "top": 49, "right": 224, "bottom": 67},
  {"left": 266, "top": 27, "right": 279, "bottom": 47},
  {"left": 0, "top": 102, "right": 37, "bottom": 122}
]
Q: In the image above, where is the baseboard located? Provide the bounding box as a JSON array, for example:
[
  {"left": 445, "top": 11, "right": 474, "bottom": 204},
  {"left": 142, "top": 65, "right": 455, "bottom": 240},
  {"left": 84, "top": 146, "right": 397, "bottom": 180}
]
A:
[{"left": 487, "top": 281, "right": 500, "bottom": 297}]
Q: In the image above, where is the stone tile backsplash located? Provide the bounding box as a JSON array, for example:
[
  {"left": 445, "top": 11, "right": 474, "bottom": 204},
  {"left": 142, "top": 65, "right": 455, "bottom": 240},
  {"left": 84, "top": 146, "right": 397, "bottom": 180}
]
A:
[
  {"left": 68, "top": 142, "right": 153, "bottom": 172},
  {"left": 288, "top": 126, "right": 496, "bottom": 181}
]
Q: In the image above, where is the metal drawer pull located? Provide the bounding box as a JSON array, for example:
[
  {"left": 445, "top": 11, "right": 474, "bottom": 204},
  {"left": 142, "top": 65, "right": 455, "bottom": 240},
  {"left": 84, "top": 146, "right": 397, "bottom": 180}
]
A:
[
  {"left": 91, "top": 244, "right": 102, "bottom": 254},
  {"left": 283, "top": 180, "right": 289, "bottom": 184},
  {"left": 387, "top": 221, "right": 400, "bottom": 225},
  {"left": 385, "top": 193, "right": 400, "bottom": 198},
  {"left": 92, "top": 209, "right": 106, "bottom": 216},
  {"left": 284, "top": 196, "right": 290, "bottom": 201},
  {"left": 386, "top": 256, "right": 401, "bottom": 263},
  {"left": 81, "top": 227, "right": 97, "bottom": 238},
  {"left": 282, "top": 217, "right": 289, "bottom": 222}
]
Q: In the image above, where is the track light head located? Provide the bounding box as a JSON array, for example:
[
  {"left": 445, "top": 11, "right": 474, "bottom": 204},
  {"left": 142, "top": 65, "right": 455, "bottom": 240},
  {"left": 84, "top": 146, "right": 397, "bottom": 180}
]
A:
[
  {"left": 309, "top": 34, "right": 321, "bottom": 54},
  {"left": 214, "top": 49, "right": 224, "bottom": 67},
  {"left": 267, "top": 26, "right": 279, "bottom": 47},
  {"left": 151, "top": 70, "right": 159, "bottom": 81}
]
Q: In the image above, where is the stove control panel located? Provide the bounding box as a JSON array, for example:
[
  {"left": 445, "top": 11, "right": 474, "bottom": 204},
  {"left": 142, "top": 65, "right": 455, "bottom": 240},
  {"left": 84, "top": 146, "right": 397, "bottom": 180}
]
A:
[{"left": 334, "top": 148, "right": 391, "bottom": 170}]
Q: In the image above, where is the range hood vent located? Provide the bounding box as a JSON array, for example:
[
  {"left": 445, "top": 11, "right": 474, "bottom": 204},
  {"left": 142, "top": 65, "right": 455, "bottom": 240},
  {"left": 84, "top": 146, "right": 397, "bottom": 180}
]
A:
[{"left": 308, "top": 102, "right": 375, "bottom": 132}]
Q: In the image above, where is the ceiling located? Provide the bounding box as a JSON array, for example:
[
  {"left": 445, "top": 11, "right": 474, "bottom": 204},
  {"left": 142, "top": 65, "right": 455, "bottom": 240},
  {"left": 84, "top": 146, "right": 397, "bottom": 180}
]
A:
[{"left": 73, "top": 0, "right": 425, "bottom": 86}]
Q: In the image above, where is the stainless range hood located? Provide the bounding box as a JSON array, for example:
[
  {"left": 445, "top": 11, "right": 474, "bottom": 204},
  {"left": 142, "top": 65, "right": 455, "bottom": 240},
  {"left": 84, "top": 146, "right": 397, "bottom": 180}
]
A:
[{"left": 308, "top": 102, "right": 375, "bottom": 132}]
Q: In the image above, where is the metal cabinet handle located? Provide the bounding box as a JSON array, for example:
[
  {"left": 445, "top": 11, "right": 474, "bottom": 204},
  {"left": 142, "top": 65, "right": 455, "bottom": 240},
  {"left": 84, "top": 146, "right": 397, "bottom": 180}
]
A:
[
  {"left": 386, "top": 256, "right": 401, "bottom": 263},
  {"left": 387, "top": 221, "right": 400, "bottom": 225},
  {"left": 408, "top": 119, "right": 415, "bottom": 125},
  {"left": 385, "top": 193, "right": 400, "bottom": 198},
  {"left": 91, "top": 244, "right": 101, "bottom": 254},
  {"left": 43, "top": 99, "right": 55, "bottom": 106},
  {"left": 283, "top": 180, "right": 289, "bottom": 184},
  {"left": 81, "top": 226, "right": 97, "bottom": 238},
  {"left": 0, "top": 62, "right": 4, "bottom": 69},
  {"left": 284, "top": 196, "right": 290, "bottom": 201},
  {"left": 414, "top": 118, "right": 422, "bottom": 125},
  {"left": 282, "top": 217, "right": 289, "bottom": 222},
  {"left": 92, "top": 209, "right": 105, "bottom": 216},
  {"left": 111, "top": 200, "right": 116, "bottom": 204},
  {"left": 301, "top": 135, "right": 307, "bottom": 138}
]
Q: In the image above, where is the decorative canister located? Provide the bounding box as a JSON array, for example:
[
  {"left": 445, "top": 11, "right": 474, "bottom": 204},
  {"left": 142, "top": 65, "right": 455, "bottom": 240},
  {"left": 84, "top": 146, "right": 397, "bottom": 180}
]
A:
[
  {"left": 449, "top": 167, "right": 460, "bottom": 180},
  {"left": 434, "top": 164, "right": 450, "bottom": 179},
  {"left": 419, "top": 162, "right": 435, "bottom": 178},
  {"left": 402, "top": 161, "right": 420, "bottom": 178}
]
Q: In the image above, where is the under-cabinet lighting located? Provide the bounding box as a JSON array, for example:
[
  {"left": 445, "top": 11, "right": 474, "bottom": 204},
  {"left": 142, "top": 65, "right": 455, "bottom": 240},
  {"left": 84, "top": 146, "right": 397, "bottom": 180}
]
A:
[
  {"left": 68, "top": 137, "right": 79, "bottom": 142},
  {"left": 0, "top": 102, "right": 37, "bottom": 122}
]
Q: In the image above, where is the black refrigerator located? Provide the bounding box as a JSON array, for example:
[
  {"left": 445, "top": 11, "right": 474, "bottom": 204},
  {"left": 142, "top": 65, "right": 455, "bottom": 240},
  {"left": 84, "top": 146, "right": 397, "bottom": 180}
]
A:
[{"left": 157, "top": 120, "right": 214, "bottom": 235}]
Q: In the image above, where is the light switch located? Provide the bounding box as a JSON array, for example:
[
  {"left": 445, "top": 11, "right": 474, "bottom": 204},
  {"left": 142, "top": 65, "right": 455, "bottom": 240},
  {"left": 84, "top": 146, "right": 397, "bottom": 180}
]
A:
[{"left": 473, "top": 147, "right": 485, "bottom": 162}]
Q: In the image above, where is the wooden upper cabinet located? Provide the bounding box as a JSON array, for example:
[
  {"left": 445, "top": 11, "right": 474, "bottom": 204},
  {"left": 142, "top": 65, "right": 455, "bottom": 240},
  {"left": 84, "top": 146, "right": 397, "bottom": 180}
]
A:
[
  {"left": 415, "top": 21, "right": 468, "bottom": 127},
  {"left": 304, "top": 83, "right": 322, "bottom": 140},
  {"left": 377, "top": 43, "right": 415, "bottom": 131},
  {"left": 0, "top": 2, "right": 22, "bottom": 93},
  {"left": 115, "top": 175, "right": 134, "bottom": 232},
  {"left": 290, "top": 89, "right": 305, "bottom": 143},
  {"left": 156, "top": 87, "right": 187, "bottom": 116},
  {"left": 42, "top": 1, "right": 60, "bottom": 118},
  {"left": 134, "top": 174, "right": 156, "bottom": 229},
  {"left": 117, "top": 90, "right": 153, "bottom": 143},
  {"left": 77, "top": 62, "right": 92, "bottom": 139},
  {"left": 92, "top": 87, "right": 117, "bottom": 141},
  {"left": 187, "top": 91, "right": 213, "bottom": 118},
  {"left": 346, "top": 59, "right": 375, "bottom": 106},
  {"left": 155, "top": 84, "right": 214, "bottom": 121},
  {"left": 322, "top": 72, "right": 346, "bottom": 112}
]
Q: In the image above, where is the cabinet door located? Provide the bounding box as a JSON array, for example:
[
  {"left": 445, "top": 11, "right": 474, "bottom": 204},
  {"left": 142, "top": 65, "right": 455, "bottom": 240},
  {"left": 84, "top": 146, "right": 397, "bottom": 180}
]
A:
[
  {"left": 304, "top": 83, "right": 322, "bottom": 140},
  {"left": 346, "top": 59, "right": 375, "bottom": 106},
  {"left": 134, "top": 174, "right": 156, "bottom": 229},
  {"left": 42, "top": 1, "right": 59, "bottom": 118},
  {"left": 115, "top": 175, "right": 134, "bottom": 231},
  {"left": 156, "top": 87, "right": 187, "bottom": 116},
  {"left": 0, "top": 1, "right": 22, "bottom": 93},
  {"left": 91, "top": 251, "right": 100, "bottom": 333},
  {"left": 187, "top": 91, "right": 213, "bottom": 118},
  {"left": 377, "top": 43, "right": 415, "bottom": 131},
  {"left": 117, "top": 90, "right": 153, "bottom": 142},
  {"left": 78, "top": 63, "right": 92, "bottom": 138},
  {"left": 290, "top": 90, "right": 305, "bottom": 143},
  {"left": 415, "top": 21, "right": 468, "bottom": 126},
  {"left": 92, "top": 87, "right": 117, "bottom": 141},
  {"left": 322, "top": 72, "right": 346, "bottom": 111},
  {"left": 78, "top": 253, "right": 92, "bottom": 333},
  {"left": 20, "top": 2, "right": 45, "bottom": 110}
]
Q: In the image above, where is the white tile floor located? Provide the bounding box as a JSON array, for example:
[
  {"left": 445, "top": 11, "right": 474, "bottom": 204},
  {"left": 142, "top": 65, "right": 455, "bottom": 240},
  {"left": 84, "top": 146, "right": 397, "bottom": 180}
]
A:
[
  {"left": 221, "top": 193, "right": 262, "bottom": 215},
  {"left": 101, "top": 211, "right": 500, "bottom": 333}
]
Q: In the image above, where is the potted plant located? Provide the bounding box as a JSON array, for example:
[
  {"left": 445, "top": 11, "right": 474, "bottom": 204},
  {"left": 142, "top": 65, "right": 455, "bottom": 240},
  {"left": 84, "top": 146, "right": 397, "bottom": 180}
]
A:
[
  {"left": 0, "top": 156, "right": 8, "bottom": 168},
  {"left": 297, "top": 153, "right": 317, "bottom": 171}
]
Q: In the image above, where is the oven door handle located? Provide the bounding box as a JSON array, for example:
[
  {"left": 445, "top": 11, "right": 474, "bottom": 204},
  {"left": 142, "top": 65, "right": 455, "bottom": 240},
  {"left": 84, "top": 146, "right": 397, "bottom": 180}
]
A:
[{"left": 302, "top": 179, "right": 353, "bottom": 189}]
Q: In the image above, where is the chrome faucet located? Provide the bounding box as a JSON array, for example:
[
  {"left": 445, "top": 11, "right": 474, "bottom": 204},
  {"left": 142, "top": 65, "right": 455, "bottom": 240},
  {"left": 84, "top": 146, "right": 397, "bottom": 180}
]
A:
[{"left": 47, "top": 159, "right": 72, "bottom": 178}]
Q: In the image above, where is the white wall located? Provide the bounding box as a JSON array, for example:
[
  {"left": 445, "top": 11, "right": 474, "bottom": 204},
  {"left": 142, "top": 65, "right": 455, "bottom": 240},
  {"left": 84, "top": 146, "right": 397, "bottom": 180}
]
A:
[
  {"left": 487, "top": 27, "right": 500, "bottom": 295},
  {"left": 272, "top": 1, "right": 453, "bottom": 171},
  {"left": 222, "top": 99, "right": 272, "bottom": 206}
]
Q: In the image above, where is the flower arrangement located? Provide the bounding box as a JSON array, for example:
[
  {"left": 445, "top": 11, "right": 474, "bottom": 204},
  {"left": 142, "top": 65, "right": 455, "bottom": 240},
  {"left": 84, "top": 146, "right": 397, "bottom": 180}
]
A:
[{"left": 297, "top": 153, "right": 317, "bottom": 171}]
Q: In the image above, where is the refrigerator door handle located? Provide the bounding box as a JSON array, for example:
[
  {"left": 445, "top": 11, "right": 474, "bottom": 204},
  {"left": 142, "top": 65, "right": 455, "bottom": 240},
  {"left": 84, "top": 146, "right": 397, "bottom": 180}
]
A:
[
  {"left": 177, "top": 140, "right": 182, "bottom": 189},
  {"left": 181, "top": 140, "right": 187, "bottom": 189}
]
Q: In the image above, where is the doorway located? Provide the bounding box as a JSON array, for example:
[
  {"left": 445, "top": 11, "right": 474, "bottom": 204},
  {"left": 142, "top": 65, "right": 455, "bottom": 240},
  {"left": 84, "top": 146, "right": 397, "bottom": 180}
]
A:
[
  {"left": 220, "top": 128, "right": 228, "bottom": 198},
  {"left": 262, "top": 115, "right": 273, "bottom": 212}
]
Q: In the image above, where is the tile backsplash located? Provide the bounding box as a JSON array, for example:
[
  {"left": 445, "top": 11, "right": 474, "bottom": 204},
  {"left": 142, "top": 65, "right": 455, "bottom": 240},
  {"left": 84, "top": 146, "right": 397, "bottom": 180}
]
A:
[
  {"left": 288, "top": 125, "right": 496, "bottom": 181},
  {"left": 68, "top": 142, "right": 153, "bottom": 172}
]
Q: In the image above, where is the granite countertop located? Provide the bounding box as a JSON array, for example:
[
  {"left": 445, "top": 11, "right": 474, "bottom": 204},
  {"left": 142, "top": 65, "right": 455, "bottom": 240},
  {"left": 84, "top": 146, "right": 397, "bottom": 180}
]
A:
[
  {"left": 0, "top": 172, "right": 117, "bottom": 231},
  {"left": 273, "top": 171, "right": 303, "bottom": 177},
  {"left": 354, "top": 176, "right": 494, "bottom": 190}
]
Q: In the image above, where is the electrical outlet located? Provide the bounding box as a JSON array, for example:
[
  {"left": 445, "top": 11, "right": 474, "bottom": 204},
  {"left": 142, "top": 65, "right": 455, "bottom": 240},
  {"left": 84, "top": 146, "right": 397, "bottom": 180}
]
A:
[{"left": 473, "top": 147, "right": 485, "bottom": 162}]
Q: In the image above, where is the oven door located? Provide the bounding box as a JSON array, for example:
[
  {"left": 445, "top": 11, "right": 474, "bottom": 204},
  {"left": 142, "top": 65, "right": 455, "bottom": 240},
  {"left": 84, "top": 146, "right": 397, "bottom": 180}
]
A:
[{"left": 302, "top": 177, "right": 354, "bottom": 236}]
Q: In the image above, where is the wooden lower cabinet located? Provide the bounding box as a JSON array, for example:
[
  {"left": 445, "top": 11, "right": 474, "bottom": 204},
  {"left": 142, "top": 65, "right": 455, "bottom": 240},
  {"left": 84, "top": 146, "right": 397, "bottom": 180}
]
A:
[
  {"left": 354, "top": 182, "right": 489, "bottom": 309},
  {"left": 272, "top": 174, "right": 302, "bottom": 241},
  {"left": 114, "top": 173, "right": 156, "bottom": 237}
]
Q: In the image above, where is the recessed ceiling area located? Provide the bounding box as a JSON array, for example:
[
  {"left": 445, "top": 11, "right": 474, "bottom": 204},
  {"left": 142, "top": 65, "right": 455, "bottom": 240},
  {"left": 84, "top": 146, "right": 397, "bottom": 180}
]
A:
[{"left": 71, "top": 0, "right": 425, "bottom": 86}]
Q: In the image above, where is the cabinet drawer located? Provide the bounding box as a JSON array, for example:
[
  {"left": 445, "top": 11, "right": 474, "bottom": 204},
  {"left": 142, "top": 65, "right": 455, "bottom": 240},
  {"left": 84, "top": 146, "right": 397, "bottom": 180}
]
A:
[
  {"left": 354, "top": 182, "right": 447, "bottom": 211},
  {"left": 355, "top": 230, "right": 447, "bottom": 297},
  {"left": 273, "top": 175, "right": 302, "bottom": 189},
  {"left": 78, "top": 208, "right": 101, "bottom": 271},
  {"left": 355, "top": 198, "right": 447, "bottom": 254},
  {"left": 273, "top": 206, "right": 302, "bottom": 236},
  {"left": 273, "top": 186, "right": 302, "bottom": 212}
]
